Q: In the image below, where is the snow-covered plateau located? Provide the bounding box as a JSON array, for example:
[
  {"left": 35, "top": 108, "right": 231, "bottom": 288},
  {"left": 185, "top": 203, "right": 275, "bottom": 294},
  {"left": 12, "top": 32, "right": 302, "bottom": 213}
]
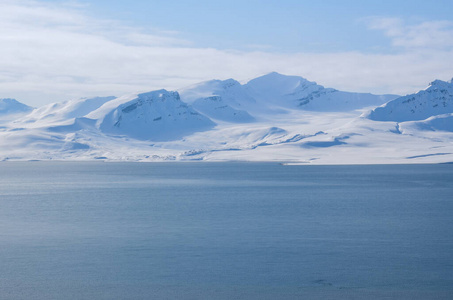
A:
[{"left": 1, "top": 72, "right": 452, "bottom": 164}]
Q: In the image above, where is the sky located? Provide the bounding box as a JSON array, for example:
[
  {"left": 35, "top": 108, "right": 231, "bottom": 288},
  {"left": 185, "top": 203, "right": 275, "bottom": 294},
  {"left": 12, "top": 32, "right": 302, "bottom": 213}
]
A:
[{"left": 1, "top": 0, "right": 453, "bottom": 106}]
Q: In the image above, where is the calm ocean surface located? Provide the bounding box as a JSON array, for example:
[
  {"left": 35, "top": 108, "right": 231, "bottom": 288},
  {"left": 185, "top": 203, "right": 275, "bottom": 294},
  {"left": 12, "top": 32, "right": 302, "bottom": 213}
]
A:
[{"left": 0, "top": 162, "right": 452, "bottom": 299}]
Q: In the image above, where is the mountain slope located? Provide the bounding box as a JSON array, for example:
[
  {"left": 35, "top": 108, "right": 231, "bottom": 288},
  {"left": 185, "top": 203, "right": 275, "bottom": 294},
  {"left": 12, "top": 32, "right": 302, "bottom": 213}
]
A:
[{"left": 367, "top": 79, "right": 453, "bottom": 122}]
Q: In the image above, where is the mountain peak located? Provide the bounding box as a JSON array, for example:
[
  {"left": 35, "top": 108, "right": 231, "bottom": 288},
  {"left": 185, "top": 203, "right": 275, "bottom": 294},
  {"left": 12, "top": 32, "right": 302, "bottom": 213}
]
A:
[
  {"left": 0, "top": 98, "right": 33, "bottom": 115},
  {"left": 247, "top": 72, "right": 315, "bottom": 88},
  {"left": 137, "top": 89, "right": 179, "bottom": 101},
  {"left": 263, "top": 71, "right": 286, "bottom": 77},
  {"left": 254, "top": 72, "right": 312, "bottom": 83},
  {"left": 245, "top": 72, "right": 318, "bottom": 104},
  {"left": 179, "top": 78, "right": 245, "bottom": 105},
  {"left": 220, "top": 78, "right": 240, "bottom": 87},
  {"left": 429, "top": 79, "right": 450, "bottom": 87},
  {"left": 427, "top": 79, "right": 453, "bottom": 91}
]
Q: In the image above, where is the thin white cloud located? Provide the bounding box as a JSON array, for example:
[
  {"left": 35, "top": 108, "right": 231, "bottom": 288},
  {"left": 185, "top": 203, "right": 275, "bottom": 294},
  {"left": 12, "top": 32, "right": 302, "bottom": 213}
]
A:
[
  {"left": 0, "top": 1, "right": 452, "bottom": 106},
  {"left": 366, "top": 17, "right": 453, "bottom": 50}
]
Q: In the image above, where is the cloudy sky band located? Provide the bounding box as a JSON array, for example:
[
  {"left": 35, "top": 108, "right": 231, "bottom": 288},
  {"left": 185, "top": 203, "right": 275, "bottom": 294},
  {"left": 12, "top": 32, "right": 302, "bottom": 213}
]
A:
[{"left": 1, "top": 0, "right": 452, "bottom": 106}]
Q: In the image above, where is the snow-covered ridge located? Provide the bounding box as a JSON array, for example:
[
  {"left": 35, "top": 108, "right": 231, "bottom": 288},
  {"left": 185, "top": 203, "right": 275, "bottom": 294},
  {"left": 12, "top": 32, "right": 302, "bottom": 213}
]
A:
[
  {"left": 0, "top": 73, "right": 452, "bottom": 164},
  {"left": 367, "top": 78, "right": 453, "bottom": 122}
]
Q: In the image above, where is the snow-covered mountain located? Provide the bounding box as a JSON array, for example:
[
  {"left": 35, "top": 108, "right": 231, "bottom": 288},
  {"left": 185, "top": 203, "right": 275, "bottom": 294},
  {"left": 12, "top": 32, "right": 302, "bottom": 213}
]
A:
[
  {"left": 179, "top": 79, "right": 255, "bottom": 123},
  {"left": 245, "top": 72, "right": 397, "bottom": 111},
  {"left": 0, "top": 73, "right": 452, "bottom": 164},
  {"left": 86, "top": 90, "right": 215, "bottom": 141},
  {"left": 246, "top": 72, "right": 322, "bottom": 104},
  {"left": 367, "top": 79, "right": 453, "bottom": 122},
  {"left": 0, "top": 98, "right": 33, "bottom": 115},
  {"left": 179, "top": 72, "right": 397, "bottom": 122}
]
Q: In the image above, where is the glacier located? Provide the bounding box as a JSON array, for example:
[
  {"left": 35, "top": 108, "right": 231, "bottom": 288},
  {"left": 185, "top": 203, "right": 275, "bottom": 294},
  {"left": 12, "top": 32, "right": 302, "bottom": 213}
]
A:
[{"left": 0, "top": 73, "right": 452, "bottom": 164}]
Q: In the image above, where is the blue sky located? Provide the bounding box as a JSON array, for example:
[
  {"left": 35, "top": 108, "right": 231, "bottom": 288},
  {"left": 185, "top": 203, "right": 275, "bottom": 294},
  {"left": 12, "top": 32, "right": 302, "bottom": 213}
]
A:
[
  {"left": 1, "top": 0, "right": 453, "bottom": 106},
  {"left": 50, "top": 0, "right": 453, "bottom": 53}
]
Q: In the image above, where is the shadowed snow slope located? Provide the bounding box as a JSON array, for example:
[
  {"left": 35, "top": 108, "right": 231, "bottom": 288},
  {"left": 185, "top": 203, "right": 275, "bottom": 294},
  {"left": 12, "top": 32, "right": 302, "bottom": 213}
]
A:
[
  {"left": 367, "top": 79, "right": 453, "bottom": 122},
  {"left": 0, "top": 98, "right": 33, "bottom": 115},
  {"left": 87, "top": 90, "right": 215, "bottom": 141}
]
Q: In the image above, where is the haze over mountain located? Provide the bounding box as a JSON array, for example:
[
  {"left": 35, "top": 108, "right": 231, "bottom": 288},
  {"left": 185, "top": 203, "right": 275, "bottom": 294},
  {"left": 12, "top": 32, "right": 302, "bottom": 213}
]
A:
[{"left": 1, "top": 73, "right": 452, "bottom": 164}]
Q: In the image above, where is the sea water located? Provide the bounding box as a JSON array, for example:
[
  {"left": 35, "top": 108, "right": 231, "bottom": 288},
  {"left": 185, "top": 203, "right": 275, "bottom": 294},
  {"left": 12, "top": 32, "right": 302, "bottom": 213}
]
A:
[{"left": 0, "top": 162, "right": 452, "bottom": 299}]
